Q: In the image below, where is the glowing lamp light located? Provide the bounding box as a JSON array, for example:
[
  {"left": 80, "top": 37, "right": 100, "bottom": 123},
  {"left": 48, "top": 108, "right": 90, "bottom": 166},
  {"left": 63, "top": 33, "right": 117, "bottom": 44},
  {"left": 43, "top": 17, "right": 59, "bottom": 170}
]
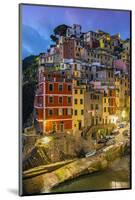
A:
[
  {"left": 121, "top": 110, "right": 126, "bottom": 119},
  {"left": 42, "top": 136, "right": 51, "bottom": 144}
]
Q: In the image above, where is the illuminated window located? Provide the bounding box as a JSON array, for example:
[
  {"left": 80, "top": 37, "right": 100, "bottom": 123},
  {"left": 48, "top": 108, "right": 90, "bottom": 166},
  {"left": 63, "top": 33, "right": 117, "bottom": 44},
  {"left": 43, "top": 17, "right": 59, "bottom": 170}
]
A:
[
  {"left": 68, "top": 109, "right": 72, "bottom": 115},
  {"left": 59, "top": 108, "right": 62, "bottom": 116}
]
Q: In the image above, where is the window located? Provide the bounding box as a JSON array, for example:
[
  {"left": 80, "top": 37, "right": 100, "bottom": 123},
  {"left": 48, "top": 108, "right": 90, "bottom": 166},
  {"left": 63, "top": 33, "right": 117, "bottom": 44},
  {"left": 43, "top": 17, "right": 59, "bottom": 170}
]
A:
[
  {"left": 64, "top": 109, "right": 67, "bottom": 115},
  {"left": 68, "top": 108, "right": 72, "bottom": 115},
  {"left": 80, "top": 99, "right": 83, "bottom": 104},
  {"left": 59, "top": 96, "right": 62, "bottom": 104},
  {"left": 95, "top": 104, "right": 98, "bottom": 110},
  {"left": 67, "top": 97, "right": 71, "bottom": 104},
  {"left": 56, "top": 109, "right": 58, "bottom": 116},
  {"left": 104, "top": 98, "right": 106, "bottom": 103},
  {"left": 80, "top": 89, "right": 83, "bottom": 94},
  {"left": 104, "top": 107, "right": 106, "bottom": 112},
  {"left": 75, "top": 89, "right": 78, "bottom": 94},
  {"left": 62, "top": 109, "right": 64, "bottom": 116},
  {"left": 59, "top": 84, "right": 63, "bottom": 91},
  {"left": 74, "top": 99, "right": 78, "bottom": 104},
  {"left": 77, "top": 80, "right": 80, "bottom": 86},
  {"left": 49, "top": 96, "right": 53, "bottom": 103},
  {"left": 81, "top": 110, "right": 84, "bottom": 115},
  {"left": 91, "top": 104, "right": 93, "bottom": 110},
  {"left": 48, "top": 109, "right": 53, "bottom": 116},
  {"left": 59, "top": 108, "right": 62, "bottom": 115},
  {"left": 68, "top": 85, "right": 72, "bottom": 91},
  {"left": 91, "top": 94, "right": 93, "bottom": 99},
  {"left": 75, "top": 110, "right": 78, "bottom": 115},
  {"left": 49, "top": 84, "right": 53, "bottom": 91}
]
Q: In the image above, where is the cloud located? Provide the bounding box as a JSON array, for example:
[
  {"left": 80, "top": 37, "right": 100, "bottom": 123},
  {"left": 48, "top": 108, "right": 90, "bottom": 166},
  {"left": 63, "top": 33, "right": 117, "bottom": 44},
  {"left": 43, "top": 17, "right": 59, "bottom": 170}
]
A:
[{"left": 22, "top": 24, "right": 51, "bottom": 58}]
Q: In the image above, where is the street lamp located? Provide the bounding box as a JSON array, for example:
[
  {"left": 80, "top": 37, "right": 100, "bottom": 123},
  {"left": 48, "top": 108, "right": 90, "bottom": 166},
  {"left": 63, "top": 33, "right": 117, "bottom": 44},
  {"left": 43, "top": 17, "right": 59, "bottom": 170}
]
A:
[{"left": 121, "top": 110, "right": 126, "bottom": 120}]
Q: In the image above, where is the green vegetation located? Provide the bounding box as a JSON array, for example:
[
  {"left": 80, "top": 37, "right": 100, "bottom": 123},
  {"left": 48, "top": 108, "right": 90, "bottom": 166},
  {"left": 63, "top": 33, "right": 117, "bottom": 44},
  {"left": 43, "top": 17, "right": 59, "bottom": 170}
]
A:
[
  {"left": 50, "top": 24, "right": 68, "bottom": 42},
  {"left": 22, "top": 55, "right": 39, "bottom": 126},
  {"left": 50, "top": 34, "right": 59, "bottom": 42},
  {"left": 54, "top": 24, "right": 68, "bottom": 36}
]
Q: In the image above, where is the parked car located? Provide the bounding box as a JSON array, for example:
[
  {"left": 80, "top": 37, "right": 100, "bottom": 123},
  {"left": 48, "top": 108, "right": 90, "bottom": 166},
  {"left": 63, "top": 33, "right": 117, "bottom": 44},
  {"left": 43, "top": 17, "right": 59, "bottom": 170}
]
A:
[
  {"left": 122, "top": 129, "right": 130, "bottom": 137},
  {"left": 85, "top": 150, "right": 96, "bottom": 158},
  {"left": 111, "top": 129, "right": 119, "bottom": 135},
  {"left": 105, "top": 135, "right": 115, "bottom": 139},
  {"left": 119, "top": 123, "right": 125, "bottom": 129}
]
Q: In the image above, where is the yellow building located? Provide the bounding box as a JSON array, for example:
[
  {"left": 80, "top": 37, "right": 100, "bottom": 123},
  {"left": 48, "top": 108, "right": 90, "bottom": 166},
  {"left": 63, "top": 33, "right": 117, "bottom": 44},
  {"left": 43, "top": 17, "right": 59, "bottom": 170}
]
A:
[
  {"left": 99, "top": 34, "right": 111, "bottom": 49},
  {"left": 72, "top": 79, "right": 86, "bottom": 135},
  {"left": 99, "top": 38, "right": 105, "bottom": 49}
]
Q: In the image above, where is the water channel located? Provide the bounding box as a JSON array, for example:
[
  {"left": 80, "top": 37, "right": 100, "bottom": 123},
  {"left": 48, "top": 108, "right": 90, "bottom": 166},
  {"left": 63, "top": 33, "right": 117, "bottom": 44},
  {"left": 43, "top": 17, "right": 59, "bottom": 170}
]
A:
[
  {"left": 52, "top": 156, "right": 130, "bottom": 193},
  {"left": 23, "top": 155, "right": 130, "bottom": 195}
]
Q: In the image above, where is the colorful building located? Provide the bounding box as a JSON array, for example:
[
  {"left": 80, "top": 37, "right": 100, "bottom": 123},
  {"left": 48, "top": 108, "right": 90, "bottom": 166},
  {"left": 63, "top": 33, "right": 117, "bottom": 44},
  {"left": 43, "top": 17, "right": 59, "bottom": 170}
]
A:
[
  {"left": 34, "top": 70, "right": 73, "bottom": 134},
  {"left": 72, "top": 79, "right": 86, "bottom": 135}
]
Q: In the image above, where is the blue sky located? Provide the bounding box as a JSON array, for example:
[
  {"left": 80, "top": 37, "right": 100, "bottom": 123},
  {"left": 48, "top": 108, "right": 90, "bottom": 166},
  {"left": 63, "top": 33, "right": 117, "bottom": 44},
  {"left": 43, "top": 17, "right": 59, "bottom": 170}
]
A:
[{"left": 21, "top": 5, "right": 130, "bottom": 59}]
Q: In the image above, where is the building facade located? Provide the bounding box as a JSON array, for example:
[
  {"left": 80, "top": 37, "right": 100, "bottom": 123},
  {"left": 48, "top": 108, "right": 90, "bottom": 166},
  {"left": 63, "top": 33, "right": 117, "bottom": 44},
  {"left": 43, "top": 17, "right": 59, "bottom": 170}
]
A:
[{"left": 35, "top": 70, "right": 73, "bottom": 134}]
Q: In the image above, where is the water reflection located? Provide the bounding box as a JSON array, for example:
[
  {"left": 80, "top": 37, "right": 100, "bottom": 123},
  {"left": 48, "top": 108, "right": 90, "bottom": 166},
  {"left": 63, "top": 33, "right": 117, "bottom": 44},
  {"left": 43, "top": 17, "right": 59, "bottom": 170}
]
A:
[
  {"left": 110, "top": 181, "right": 129, "bottom": 189},
  {"left": 23, "top": 156, "right": 130, "bottom": 195}
]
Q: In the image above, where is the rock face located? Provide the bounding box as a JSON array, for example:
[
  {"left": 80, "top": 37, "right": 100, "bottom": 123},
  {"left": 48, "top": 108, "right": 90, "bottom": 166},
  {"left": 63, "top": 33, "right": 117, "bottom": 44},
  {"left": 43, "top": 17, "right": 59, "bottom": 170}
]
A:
[
  {"left": 23, "top": 133, "right": 94, "bottom": 171},
  {"left": 23, "top": 140, "right": 130, "bottom": 195}
]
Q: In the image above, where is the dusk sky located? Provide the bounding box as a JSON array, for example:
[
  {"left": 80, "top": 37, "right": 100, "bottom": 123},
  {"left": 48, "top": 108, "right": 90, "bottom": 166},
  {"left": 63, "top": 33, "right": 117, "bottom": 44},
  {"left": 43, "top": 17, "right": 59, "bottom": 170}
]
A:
[{"left": 21, "top": 4, "right": 130, "bottom": 59}]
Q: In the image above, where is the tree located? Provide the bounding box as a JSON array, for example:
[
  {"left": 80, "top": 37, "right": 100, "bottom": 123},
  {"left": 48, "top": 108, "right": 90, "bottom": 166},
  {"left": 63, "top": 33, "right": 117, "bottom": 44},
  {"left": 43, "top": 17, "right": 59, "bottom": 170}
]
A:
[
  {"left": 50, "top": 34, "right": 58, "bottom": 42},
  {"left": 54, "top": 24, "right": 68, "bottom": 36},
  {"left": 22, "top": 55, "right": 39, "bottom": 126}
]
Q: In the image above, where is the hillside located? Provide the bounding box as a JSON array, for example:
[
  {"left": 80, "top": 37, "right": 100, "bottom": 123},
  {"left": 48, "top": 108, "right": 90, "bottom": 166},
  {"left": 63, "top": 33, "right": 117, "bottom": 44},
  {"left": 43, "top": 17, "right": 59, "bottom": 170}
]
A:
[{"left": 22, "top": 55, "right": 39, "bottom": 127}]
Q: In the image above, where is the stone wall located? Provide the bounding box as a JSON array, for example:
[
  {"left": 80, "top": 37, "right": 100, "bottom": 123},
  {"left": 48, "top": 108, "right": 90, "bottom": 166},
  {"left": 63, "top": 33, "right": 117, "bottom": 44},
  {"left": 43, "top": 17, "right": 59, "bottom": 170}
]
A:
[{"left": 23, "top": 140, "right": 130, "bottom": 194}]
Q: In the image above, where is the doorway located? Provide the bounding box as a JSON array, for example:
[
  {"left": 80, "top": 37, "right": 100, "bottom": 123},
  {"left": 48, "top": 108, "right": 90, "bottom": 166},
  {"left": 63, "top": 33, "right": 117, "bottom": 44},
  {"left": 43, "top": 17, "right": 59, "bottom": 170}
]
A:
[
  {"left": 78, "top": 121, "right": 82, "bottom": 130},
  {"left": 60, "top": 122, "right": 64, "bottom": 132}
]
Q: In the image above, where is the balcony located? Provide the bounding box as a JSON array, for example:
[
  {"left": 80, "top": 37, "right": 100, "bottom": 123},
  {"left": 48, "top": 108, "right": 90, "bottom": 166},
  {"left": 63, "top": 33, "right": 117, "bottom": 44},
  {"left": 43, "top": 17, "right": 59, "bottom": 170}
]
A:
[{"left": 34, "top": 103, "right": 43, "bottom": 108}]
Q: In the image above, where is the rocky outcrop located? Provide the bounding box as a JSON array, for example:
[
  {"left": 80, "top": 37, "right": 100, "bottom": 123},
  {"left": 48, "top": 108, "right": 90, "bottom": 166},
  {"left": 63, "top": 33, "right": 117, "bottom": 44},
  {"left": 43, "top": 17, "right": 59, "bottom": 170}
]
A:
[
  {"left": 23, "top": 140, "right": 130, "bottom": 194},
  {"left": 23, "top": 133, "right": 94, "bottom": 171}
]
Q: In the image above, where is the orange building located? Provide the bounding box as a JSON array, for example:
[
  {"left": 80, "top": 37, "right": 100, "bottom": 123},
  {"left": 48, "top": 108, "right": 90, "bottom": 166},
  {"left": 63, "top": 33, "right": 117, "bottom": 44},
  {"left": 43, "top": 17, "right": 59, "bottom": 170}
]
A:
[{"left": 35, "top": 71, "right": 73, "bottom": 134}]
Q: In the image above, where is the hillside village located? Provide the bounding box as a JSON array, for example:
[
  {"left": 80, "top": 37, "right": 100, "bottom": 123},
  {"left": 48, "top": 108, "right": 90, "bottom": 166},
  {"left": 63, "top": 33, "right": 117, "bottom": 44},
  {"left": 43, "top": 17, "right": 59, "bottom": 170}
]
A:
[{"left": 33, "top": 24, "right": 130, "bottom": 136}]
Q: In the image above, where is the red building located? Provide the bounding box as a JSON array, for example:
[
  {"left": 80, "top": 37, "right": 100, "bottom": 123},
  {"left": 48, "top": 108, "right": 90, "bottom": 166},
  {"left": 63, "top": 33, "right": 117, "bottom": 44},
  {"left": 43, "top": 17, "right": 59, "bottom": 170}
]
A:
[
  {"left": 34, "top": 70, "right": 73, "bottom": 134},
  {"left": 60, "top": 38, "right": 75, "bottom": 59},
  {"left": 60, "top": 38, "right": 82, "bottom": 60}
]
